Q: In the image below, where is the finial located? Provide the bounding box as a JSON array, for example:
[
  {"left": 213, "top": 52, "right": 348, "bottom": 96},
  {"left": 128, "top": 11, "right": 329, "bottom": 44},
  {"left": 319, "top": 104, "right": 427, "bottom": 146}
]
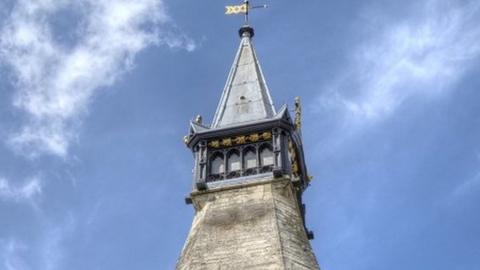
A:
[
  {"left": 183, "top": 135, "right": 190, "bottom": 145},
  {"left": 294, "top": 97, "right": 302, "bottom": 131},
  {"left": 244, "top": 0, "right": 250, "bottom": 25},
  {"left": 239, "top": 25, "right": 254, "bottom": 38},
  {"left": 195, "top": 115, "right": 203, "bottom": 125}
]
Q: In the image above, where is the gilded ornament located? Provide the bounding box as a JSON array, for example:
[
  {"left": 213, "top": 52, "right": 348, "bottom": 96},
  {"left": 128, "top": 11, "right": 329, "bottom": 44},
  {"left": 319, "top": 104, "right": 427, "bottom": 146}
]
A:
[
  {"left": 289, "top": 139, "right": 299, "bottom": 174},
  {"left": 234, "top": 136, "right": 247, "bottom": 145},
  {"left": 288, "top": 140, "right": 296, "bottom": 159},
  {"left": 221, "top": 138, "right": 232, "bottom": 147},
  {"left": 248, "top": 133, "right": 260, "bottom": 142},
  {"left": 208, "top": 140, "right": 220, "bottom": 148},
  {"left": 292, "top": 162, "right": 299, "bottom": 173},
  {"left": 183, "top": 135, "right": 190, "bottom": 145},
  {"left": 261, "top": 131, "right": 272, "bottom": 140}
]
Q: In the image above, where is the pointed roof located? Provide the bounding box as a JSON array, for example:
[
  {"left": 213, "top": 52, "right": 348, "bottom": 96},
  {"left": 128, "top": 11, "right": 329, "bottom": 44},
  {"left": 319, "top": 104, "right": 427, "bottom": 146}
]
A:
[{"left": 211, "top": 25, "right": 276, "bottom": 128}]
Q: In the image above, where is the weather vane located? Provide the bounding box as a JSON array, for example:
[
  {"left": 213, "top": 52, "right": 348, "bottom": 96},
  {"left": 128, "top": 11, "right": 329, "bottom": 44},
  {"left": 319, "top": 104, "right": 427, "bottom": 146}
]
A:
[{"left": 225, "top": 0, "right": 268, "bottom": 24}]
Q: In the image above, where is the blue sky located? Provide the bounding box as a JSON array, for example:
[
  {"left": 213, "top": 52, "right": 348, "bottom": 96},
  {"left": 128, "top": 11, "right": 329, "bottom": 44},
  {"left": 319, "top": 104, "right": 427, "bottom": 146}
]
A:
[{"left": 1, "top": 0, "right": 480, "bottom": 269}]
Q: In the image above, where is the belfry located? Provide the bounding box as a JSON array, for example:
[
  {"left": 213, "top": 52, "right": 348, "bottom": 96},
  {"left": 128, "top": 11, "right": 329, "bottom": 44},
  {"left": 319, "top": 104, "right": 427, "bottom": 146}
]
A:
[{"left": 177, "top": 22, "right": 320, "bottom": 269}]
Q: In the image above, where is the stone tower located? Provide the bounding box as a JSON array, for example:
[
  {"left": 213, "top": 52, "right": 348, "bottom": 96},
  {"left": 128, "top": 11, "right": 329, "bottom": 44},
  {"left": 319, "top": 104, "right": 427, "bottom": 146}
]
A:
[{"left": 178, "top": 25, "right": 320, "bottom": 270}]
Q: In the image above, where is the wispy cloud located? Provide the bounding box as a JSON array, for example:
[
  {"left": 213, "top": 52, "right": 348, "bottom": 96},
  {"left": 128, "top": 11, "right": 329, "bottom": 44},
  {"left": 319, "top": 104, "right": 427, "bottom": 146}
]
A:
[
  {"left": 0, "top": 0, "right": 195, "bottom": 158},
  {"left": 316, "top": 0, "right": 480, "bottom": 123},
  {"left": 453, "top": 169, "right": 480, "bottom": 197},
  {"left": 0, "top": 176, "right": 42, "bottom": 204},
  {"left": 0, "top": 195, "right": 76, "bottom": 270},
  {"left": 1, "top": 239, "right": 29, "bottom": 270},
  {"left": 40, "top": 215, "right": 76, "bottom": 270}
]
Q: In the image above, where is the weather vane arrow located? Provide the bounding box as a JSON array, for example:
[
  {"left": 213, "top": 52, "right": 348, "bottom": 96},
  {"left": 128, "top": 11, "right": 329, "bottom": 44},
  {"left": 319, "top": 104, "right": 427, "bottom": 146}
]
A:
[{"left": 225, "top": 0, "right": 268, "bottom": 24}]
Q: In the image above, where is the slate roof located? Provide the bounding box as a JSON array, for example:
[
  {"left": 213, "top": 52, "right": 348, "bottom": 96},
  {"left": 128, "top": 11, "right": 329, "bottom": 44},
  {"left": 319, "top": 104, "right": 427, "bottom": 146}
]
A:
[{"left": 211, "top": 26, "right": 276, "bottom": 128}]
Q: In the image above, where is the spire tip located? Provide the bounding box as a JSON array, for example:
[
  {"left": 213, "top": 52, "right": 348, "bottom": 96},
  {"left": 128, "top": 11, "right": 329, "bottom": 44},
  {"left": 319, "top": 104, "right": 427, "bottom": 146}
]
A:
[{"left": 239, "top": 25, "right": 254, "bottom": 38}]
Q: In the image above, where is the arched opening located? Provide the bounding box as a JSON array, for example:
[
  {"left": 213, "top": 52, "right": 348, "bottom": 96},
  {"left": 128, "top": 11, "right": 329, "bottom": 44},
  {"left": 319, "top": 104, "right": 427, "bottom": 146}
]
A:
[
  {"left": 227, "top": 150, "right": 241, "bottom": 172},
  {"left": 209, "top": 153, "right": 225, "bottom": 181},
  {"left": 243, "top": 147, "right": 257, "bottom": 169},
  {"left": 260, "top": 144, "right": 274, "bottom": 172},
  {"left": 243, "top": 146, "right": 257, "bottom": 176}
]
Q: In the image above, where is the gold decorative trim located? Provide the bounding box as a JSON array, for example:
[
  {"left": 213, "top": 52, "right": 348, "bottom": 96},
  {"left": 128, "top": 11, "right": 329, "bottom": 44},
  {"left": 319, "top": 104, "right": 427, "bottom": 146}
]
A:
[
  {"left": 234, "top": 136, "right": 246, "bottom": 145},
  {"left": 221, "top": 138, "right": 232, "bottom": 147},
  {"left": 208, "top": 140, "right": 220, "bottom": 148},
  {"left": 248, "top": 133, "right": 260, "bottom": 142},
  {"left": 207, "top": 131, "right": 273, "bottom": 149},
  {"left": 262, "top": 131, "right": 272, "bottom": 140}
]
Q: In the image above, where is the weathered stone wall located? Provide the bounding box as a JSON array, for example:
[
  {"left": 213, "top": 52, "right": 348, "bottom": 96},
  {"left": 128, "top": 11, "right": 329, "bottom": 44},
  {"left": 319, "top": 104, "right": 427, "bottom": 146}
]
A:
[
  {"left": 176, "top": 178, "right": 320, "bottom": 270},
  {"left": 271, "top": 181, "right": 319, "bottom": 269}
]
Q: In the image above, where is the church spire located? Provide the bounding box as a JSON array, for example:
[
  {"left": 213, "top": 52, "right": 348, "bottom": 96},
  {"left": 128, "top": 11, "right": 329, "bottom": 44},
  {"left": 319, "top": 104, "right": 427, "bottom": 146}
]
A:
[
  {"left": 178, "top": 18, "right": 319, "bottom": 270},
  {"left": 211, "top": 25, "right": 276, "bottom": 128}
]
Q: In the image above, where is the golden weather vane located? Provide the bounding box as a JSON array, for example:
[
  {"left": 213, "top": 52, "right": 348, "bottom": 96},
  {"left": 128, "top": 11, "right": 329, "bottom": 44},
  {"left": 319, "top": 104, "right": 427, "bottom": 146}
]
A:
[{"left": 225, "top": 0, "right": 268, "bottom": 24}]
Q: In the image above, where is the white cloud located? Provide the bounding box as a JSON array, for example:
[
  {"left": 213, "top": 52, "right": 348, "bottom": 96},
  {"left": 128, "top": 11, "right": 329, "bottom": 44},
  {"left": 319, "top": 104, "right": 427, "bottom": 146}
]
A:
[
  {"left": 0, "top": 176, "right": 42, "bottom": 204},
  {"left": 0, "top": 0, "right": 195, "bottom": 158},
  {"left": 317, "top": 0, "right": 480, "bottom": 122}
]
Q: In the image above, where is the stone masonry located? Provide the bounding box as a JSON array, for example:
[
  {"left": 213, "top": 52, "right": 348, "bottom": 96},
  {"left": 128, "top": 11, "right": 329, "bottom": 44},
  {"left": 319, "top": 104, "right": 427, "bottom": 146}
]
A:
[{"left": 176, "top": 177, "right": 320, "bottom": 270}]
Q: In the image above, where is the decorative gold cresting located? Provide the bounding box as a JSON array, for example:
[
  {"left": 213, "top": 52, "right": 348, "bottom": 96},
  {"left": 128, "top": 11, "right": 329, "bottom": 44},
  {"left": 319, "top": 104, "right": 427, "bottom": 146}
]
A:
[
  {"left": 208, "top": 140, "right": 221, "bottom": 148},
  {"left": 294, "top": 97, "right": 302, "bottom": 131},
  {"left": 261, "top": 131, "right": 272, "bottom": 140},
  {"left": 234, "top": 136, "right": 247, "bottom": 145},
  {"left": 208, "top": 131, "right": 272, "bottom": 148},
  {"left": 248, "top": 133, "right": 260, "bottom": 142},
  {"left": 222, "top": 138, "right": 233, "bottom": 147}
]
